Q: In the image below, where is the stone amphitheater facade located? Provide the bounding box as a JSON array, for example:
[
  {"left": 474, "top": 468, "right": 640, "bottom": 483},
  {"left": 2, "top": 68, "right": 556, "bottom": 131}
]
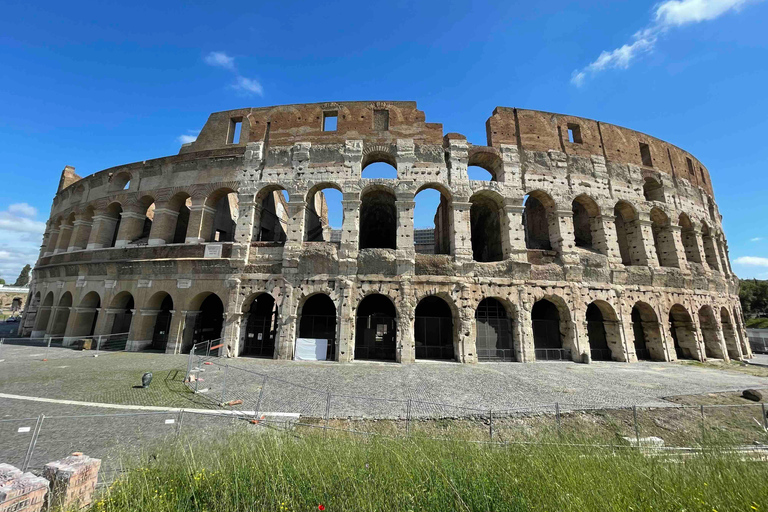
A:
[{"left": 21, "top": 101, "right": 751, "bottom": 363}]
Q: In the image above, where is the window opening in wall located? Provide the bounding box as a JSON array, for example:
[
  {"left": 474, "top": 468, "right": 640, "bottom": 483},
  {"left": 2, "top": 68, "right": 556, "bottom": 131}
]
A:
[
  {"left": 475, "top": 298, "right": 514, "bottom": 362},
  {"left": 586, "top": 303, "right": 611, "bottom": 361},
  {"left": 355, "top": 294, "right": 397, "bottom": 361},
  {"left": 699, "top": 167, "right": 706, "bottom": 183},
  {"left": 373, "top": 109, "right": 389, "bottom": 131},
  {"left": 305, "top": 186, "right": 343, "bottom": 242},
  {"left": 532, "top": 299, "right": 566, "bottom": 361},
  {"left": 643, "top": 177, "right": 664, "bottom": 202},
  {"left": 257, "top": 189, "right": 289, "bottom": 242},
  {"left": 243, "top": 293, "right": 278, "bottom": 358},
  {"left": 639, "top": 143, "right": 653, "bottom": 167},
  {"left": 322, "top": 112, "right": 338, "bottom": 132},
  {"left": 414, "top": 187, "right": 451, "bottom": 255},
  {"left": 467, "top": 166, "right": 493, "bottom": 181},
  {"left": 359, "top": 188, "right": 397, "bottom": 250},
  {"left": 227, "top": 118, "right": 243, "bottom": 144},
  {"left": 191, "top": 294, "right": 224, "bottom": 349},
  {"left": 361, "top": 161, "right": 397, "bottom": 179},
  {"left": 470, "top": 193, "right": 503, "bottom": 262},
  {"left": 571, "top": 198, "right": 593, "bottom": 249},
  {"left": 299, "top": 294, "right": 337, "bottom": 361},
  {"left": 686, "top": 157, "right": 694, "bottom": 174},
  {"left": 123, "top": 180, "right": 130, "bottom": 190},
  {"left": 209, "top": 193, "right": 237, "bottom": 242},
  {"left": 414, "top": 296, "right": 454, "bottom": 360},
  {"left": 567, "top": 123, "right": 582, "bottom": 144},
  {"left": 523, "top": 194, "right": 552, "bottom": 251}
]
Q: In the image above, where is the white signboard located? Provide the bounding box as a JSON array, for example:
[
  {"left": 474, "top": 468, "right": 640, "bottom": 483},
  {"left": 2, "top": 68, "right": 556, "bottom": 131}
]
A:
[
  {"left": 294, "top": 338, "right": 328, "bottom": 361},
  {"left": 204, "top": 244, "right": 223, "bottom": 259},
  {"left": 177, "top": 279, "right": 192, "bottom": 289}
]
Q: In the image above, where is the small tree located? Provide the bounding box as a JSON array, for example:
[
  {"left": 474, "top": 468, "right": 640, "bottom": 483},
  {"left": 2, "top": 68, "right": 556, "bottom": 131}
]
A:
[
  {"left": 0, "top": 278, "right": 5, "bottom": 285},
  {"left": 13, "top": 264, "right": 31, "bottom": 287}
]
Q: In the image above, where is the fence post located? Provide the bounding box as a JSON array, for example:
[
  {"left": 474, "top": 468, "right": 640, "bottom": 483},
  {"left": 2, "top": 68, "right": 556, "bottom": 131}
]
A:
[
  {"left": 700, "top": 405, "right": 706, "bottom": 444},
  {"left": 489, "top": 409, "right": 493, "bottom": 442},
  {"left": 95, "top": 335, "right": 102, "bottom": 356},
  {"left": 221, "top": 363, "right": 229, "bottom": 404},
  {"left": 0, "top": 338, "right": 4, "bottom": 361},
  {"left": 22, "top": 414, "right": 44, "bottom": 472},
  {"left": 406, "top": 399, "right": 412, "bottom": 437},
  {"left": 254, "top": 375, "right": 267, "bottom": 421},
  {"left": 175, "top": 410, "right": 184, "bottom": 439},
  {"left": 555, "top": 403, "right": 561, "bottom": 437},
  {"left": 633, "top": 405, "right": 640, "bottom": 444},
  {"left": 324, "top": 392, "right": 331, "bottom": 437},
  {"left": 762, "top": 403, "right": 767, "bottom": 431},
  {"left": 44, "top": 338, "right": 51, "bottom": 360}
]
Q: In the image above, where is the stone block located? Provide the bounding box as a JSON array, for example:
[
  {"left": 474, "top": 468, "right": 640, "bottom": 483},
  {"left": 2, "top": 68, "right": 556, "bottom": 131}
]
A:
[
  {"left": 0, "top": 464, "right": 49, "bottom": 512},
  {"left": 43, "top": 454, "right": 101, "bottom": 511}
]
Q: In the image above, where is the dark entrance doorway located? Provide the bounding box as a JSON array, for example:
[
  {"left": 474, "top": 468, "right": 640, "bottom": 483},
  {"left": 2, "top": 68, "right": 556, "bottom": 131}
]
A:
[
  {"left": 414, "top": 296, "right": 453, "bottom": 360},
  {"left": 298, "top": 294, "right": 337, "bottom": 361},
  {"left": 586, "top": 303, "right": 611, "bottom": 361},
  {"left": 631, "top": 306, "right": 650, "bottom": 360},
  {"left": 243, "top": 294, "right": 277, "bottom": 358},
  {"left": 192, "top": 294, "right": 224, "bottom": 345},
  {"left": 111, "top": 295, "right": 134, "bottom": 335},
  {"left": 151, "top": 295, "right": 173, "bottom": 351},
  {"left": 669, "top": 305, "right": 694, "bottom": 360},
  {"left": 475, "top": 298, "right": 514, "bottom": 361},
  {"left": 532, "top": 299, "right": 567, "bottom": 360},
  {"left": 355, "top": 294, "right": 397, "bottom": 361}
]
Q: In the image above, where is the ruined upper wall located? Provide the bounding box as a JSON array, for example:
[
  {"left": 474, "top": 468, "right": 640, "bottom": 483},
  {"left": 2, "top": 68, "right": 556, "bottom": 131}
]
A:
[
  {"left": 486, "top": 107, "right": 714, "bottom": 196},
  {"left": 182, "top": 101, "right": 444, "bottom": 154}
]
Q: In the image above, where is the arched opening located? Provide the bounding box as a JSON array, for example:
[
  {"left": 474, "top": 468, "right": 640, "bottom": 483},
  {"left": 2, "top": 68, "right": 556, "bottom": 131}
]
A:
[
  {"left": 361, "top": 152, "right": 397, "bottom": 179},
  {"left": 354, "top": 294, "right": 397, "bottom": 361},
  {"left": 733, "top": 307, "right": 750, "bottom": 356},
  {"left": 150, "top": 192, "right": 190, "bottom": 245},
  {"left": 151, "top": 294, "right": 174, "bottom": 351},
  {"left": 34, "top": 292, "right": 55, "bottom": 333},
  {"left": 105, "top": 202, "right": 123, "bottom": 248},
  {"left": 532, "top": 299, "right": 566, "bottom": 360},
  {"left": 171, "top": 195, "right": 192, "bottom": 244},
  {"left": 192, "top": 294, "right": 224, "bottom": 347},
  {"left": 50, "top": 292, "right": 74, "bottom": 337},
  {"left": 614, "top": 201, "right": 640, "bottom": 266},
  {"left": 205, "top": 189, "right": 238, "bottom": 242},
  {"left": 678, "top": 214, "right": 700, "bottom": 265},
  {"left": 57, "top": 213, "right": 76, "bottom": 252},
  {"left": 414, "top": 296, "right": 454, "bottom": 360},
  {"left": 414, "top": 186, "right": 451, "bottom": 255},
  {"left": 305, "top": 185, "right": 343, "bottom": 242},
  {"left": 720, "top": 307, "right": 740, "bottom": 359},
  {"left": 241, "top": 293, "right": 278, "bottom": 358},
  {"left": 109, "top": 172, "right": 132, "bottom": 192},
  {"left": 643, "top": 177, "right": 665, "bottom": 202},
  {"left": 586, "top": 302, "right": 616, "bottom": 361},
  {"left": 469, "top": 192, "right": 503, "bottom": 262},
  {"left": 71, "top": 207, "right": 94, "bottom": 251},
  {"left": 631, "top": 302, "right": 664, "bottom": 361},
  {"left": 359, "top": 186, "right": 397, "bottom": 250},
  {"left": 701, "top": 222, "right": 720, "bottom": 271},
  {"left": 717, "top": 238, "right": 730, "bottom": 274},
  {"left": 572, "top": 195, "right": 600, "bottom": 249},
  {"left": 467, "top": 149, "right": 503, "bottom": 181},
  {"left": 669, "top": 305, "right": 696, "bottom": 360},
  {"left": 133, "top": 196, "right": 155, "bottom": 245},
  {"left": 467, "top": 166, "right": 493, "bottom": 181},
  {"left": 110, "top": 292, "right": 134, "bottom": 335},
  {"left": 298, "top": 294, "right": 337, "bottom": 361},
  {"left": 524, "top": 192, "right": 555, "bottom": 251},
  {"left": 475, "top": 298, "right": 514, "bottom": 361},
  {"left": 698, "top": 306, "right": 724, "bottom": 359},
  {"left": 256, "top": 188, "right": 289, "bottom": 242},
  {"left": 71, "top": 291, "right": 100, "bottom": 338},
  {"left": 650, "top": 208, "right": 676, "bottom": 267}
]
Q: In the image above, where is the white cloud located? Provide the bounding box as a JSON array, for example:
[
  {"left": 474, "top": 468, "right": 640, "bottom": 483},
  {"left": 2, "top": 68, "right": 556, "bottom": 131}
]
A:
[
  {"left": 572, "top": 0, "right": 763, "bottom": 85},
  {"left": 8, "top": 203, "right": 37, "bottom": 218},
  {"left": 750, "top": 237, "right": 763, "bottom": 242},
  {"left": 177, "top": 130, "right": 200, "bottom": 145},
  {"left": 203, "top": 51, "right": 235, "bottom": 70},
  {"left": 734, "top": 256, "right": 768, "bottom": 267},
  {"left": 232, "top": 76, "right": 264, "bottom": 96}
]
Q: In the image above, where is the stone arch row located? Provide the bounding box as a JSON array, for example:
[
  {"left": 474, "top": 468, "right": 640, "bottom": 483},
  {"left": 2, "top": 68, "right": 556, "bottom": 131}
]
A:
[{"left": 28, "top": 283, "right": 750, "bottom": 363}]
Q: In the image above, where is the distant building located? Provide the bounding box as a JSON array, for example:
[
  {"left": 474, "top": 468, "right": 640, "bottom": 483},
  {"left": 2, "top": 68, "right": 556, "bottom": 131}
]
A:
[{"left": 0, "top": 284, "right": 29, "bottom": 317}]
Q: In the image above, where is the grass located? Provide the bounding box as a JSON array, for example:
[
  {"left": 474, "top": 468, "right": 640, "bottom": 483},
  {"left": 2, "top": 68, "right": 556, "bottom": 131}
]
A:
[
  {"left": 746, "top": 317, "right": 768, "bottom": 329},
  {"left": 85, "top": 428, "right": 768, "bottom": 512},
  {"left": 680, "top": 359, "right": 768, "bottom": 378}
]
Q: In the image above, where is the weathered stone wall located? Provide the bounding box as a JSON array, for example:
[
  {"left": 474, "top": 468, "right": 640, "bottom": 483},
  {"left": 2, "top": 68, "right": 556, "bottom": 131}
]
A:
[{"left": 22, "top": 101, "right": 749, "bottom": 363}]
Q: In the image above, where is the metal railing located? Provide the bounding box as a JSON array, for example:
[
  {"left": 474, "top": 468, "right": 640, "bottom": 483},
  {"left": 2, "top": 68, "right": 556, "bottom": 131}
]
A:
[
  {"left": 534, "top": 348, "right": 572, "bottom": 361},
  {"left": 0, "top": 332, "right": 131, "bottom": 361}
]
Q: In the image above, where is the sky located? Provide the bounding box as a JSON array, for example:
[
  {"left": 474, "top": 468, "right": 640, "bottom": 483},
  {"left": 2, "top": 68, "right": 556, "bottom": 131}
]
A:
[{"left": 0, "top": 0, "right": 766, "bottom": 282}]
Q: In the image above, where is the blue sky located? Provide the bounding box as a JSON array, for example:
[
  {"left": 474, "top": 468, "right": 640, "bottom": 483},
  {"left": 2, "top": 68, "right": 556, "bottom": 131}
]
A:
[{"left": 0, "top": 0, "right": 766, "bottom": 282}]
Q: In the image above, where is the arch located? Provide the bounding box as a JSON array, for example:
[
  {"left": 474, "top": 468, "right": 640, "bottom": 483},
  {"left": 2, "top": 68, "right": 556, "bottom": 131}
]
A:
[
  {"left": 614, "top": 201, "right": 641, "bottom": 266},
  {"left": 33, "top": 291, "right": 55, "bottom": 332},
  {"left": 361, "top": 150, "right": 397, "bottom": 178},
  {"left": 643, "top": 177, "right": 665, "bottom": 202},
  {"left": 524, "top": 191, "right": 556, "bottom": 251},
  {"left": 532, "top": 298, "right": 570, "bottom": 360},
  {"left": 475, "top": 297, "right": 514, "bottom": 361},
  {"left": 732, "top": 307, "right": 750, "bottom": 356},
  {"left": 678, "top": 214, "right": 700, "bottom": 264},
  {"left": 586, "top": 301, "right": 622, "bottom": 361},
  {"left": 109, "top": 171, "right": 132, "bottom": 192},
  {"left": 305, "top": 183, "right": 343, "bottom": 242},
  {"left": 414, "top": 185, "right": 452, "bottom": 255},
  {"left": 109, "top": 291, "right": 134, "bottom": 335},
  {"left": 359, "top": 186, "right": 397, "bottom": 250},
  {"left": 669, "top": 305, "right": 697, "bottom": 360},
  {"left": 241, "top": 293, "right": 278, "bottom": 358},
  {"left": 719, "top": 307, "right": 740, "bottom": 359},
  {"left": 70, "top": 291, "right": 100, "bottom": 338},
  {"left": 55, "top": 212, "right": 76, "bottom": 252},
  {"left": 143, "top": 292, "right": 174, "bottom": 352},
  {"left": 48, "top": 292, "right": 74, "bottom": 337},
  {"left": 131, "top": 195, "right": 156, "bottom": 245},
  {"left": 700, "top": 222, "right": 721, "bottom": 271},
  {"left": 167, "top": 192, "right": 192, "bottom": 244},
  {"left": 572, "top": 194, "right": 600, "bottom": 249},
  {"left": 414, "top": 295, "right": 454, "bottom": 360},
  {"left": 256, "top": 186, "right": 289, "bottom": 242},
  {"left": 298, "top": 293, "right": 337, "bottom": 361},
  {"left": 469, "top": 191, "right": 504, "bottom": 262},
  {"left": 698, "top": 305, "right": 724, "bottom": 359},
  {"left": 204, "top": 188, "right": 238, "bottom": 242},
  {"left": 354, "top": 293, "right": 397, "bottom": 361},
  {"left": 631, "top": 302, "right": 665, "bottom": 361},
  {"left": 188, "top": 292, "right": 224, "bottom": 350},
  {"left": 467, "top": 149, "right": 503, "bottom": 182},
  {"left": 650, "top": 207, "right": 676, "bottom": 267},
  {"left": 105, "top": 202, "right": 123, "bottom": 248}
]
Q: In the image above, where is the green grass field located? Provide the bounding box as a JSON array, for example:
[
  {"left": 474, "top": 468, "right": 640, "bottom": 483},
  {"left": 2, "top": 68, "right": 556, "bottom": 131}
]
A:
[{"left": 85, "top": 428, "right": 768, "bottom": 512}]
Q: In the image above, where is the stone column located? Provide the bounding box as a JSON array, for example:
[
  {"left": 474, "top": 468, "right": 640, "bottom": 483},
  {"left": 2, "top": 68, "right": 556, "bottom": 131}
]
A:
[
  {"left": 54, "top": 223, "right": 74, "bottom": 254},
  {"left": 44, "top": 228, "right": 60, "bottom": 257},
  {"left": 130, "top": 309, "right": 160, "bottom": 351},
  {"left": 147, "top": 204, "right": 179, "bottom": 246},
  {"left": 716, "top": 236, "right": 731, "bottom": 274},
  {"left": 457, "top": 284, "right": 477, "bottom": 363},
  {"left": 282, "top": 199, "right": 308, "bottom": 273},
  {"left": 691, "top": 228, "right": 710, "bottom": 271},
  {"left": 92, "top": 308, "right": 119, "bottom": 337},
  {"left": 68, "top": 216, "right": 93, "bottom": 252},
  {"left": 114, "top": 209, "right": 146, "bottom": 247},
  {"left": 178, "top": 310, "right": 201, "bottom": 354},
  {"left": 502, "top": 202, "right": 527, "bottom": 262},
  {"left": 274, "top": 282, "right": 297, "bottom": 360},
  {"left": 38, "top": 231, "right": 51, "bottom": 260},
  {"left": 336, "top": 278, "right": 355, "bottom": 362},
  {"left": 592, "top": 215, "right": 623, "bottom": 264},
  {"left": 550, "top": 209, "right": 579, "bottom": 265},
  {"left": 452, "top": 200, "right": 473, "bottom": 263},
  {"left": 444, "top": 136, "right": 468, "bottom": 183},
  {"left": 221, "top": 312, "right": 242, "bottom": 357},
  {"left": 164, "top": 310, "right": 185, "bottom": 354},
  {"left": 702, "top": 232, "right": 722, "bottom": 272},
  {"left": 395, "top": 193, "right": 415, "bottom": 275},
  {"left": 86, "top": 213, "right": 118, "bottom": 250},
  {"left": 185, "top": 198, "right": 213, "bottom": 244},
  {"left": 635, "top": 217, "right": 657, "bottom": 267},
  {"left": 517, "top": 299, "right": 536, "bottom": 362},
  {"left": 232, "top": 192, "right": 257, "bottom": 261},
  {"left": 396, "top": 280, "right": 416, "bottom": 364},
  {"left": 339, "top": 194, "right": 361, "bottom": 274}
]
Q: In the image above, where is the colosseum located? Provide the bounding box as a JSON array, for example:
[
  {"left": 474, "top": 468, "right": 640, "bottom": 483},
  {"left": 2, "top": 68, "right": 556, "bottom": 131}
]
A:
[{"left": 20, "top": 101, "right": 752, "bottom": 363}]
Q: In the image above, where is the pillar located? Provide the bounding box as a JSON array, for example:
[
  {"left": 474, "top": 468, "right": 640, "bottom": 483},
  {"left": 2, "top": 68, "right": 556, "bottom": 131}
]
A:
[
  {"left": 114, "top": 209, "right": 146, "bottom": 247},
  {"left": 395, "top": 193, "right": 415, "bottom": 275},
  {"left": 550, "top": 209, "right": 579, "bottom": 264},
  {"left": 275, "top": 285, "right": 297, "bottom": 360},
  {"left": 452, "top": 200, "right": 473, "bottom": 263},
  {"left": 185, "top": 198, "right": 213, "bottom": 244},
  {"left": 282, "top": 199, "right": 307, "bottom": 272},
  {"left": 132, "top": 309, "right": 160, "bottom": 349},
  {"left": 592, "top": 215, "right": 623, "bottom": 264},
  {"left": 68, "top": 216, "right": 93, "bottom": 252},
  {"left": 502, "top": 202, "right": 527, "bottom": 262},
  {"left": 44, "top": 228, "right": 59, "bottom": 257},
  {"left": 164, "top": 310, "right": 186, "bottom": 354},
  {"left": 54, "top": 223, "right": 74, "bottom": 254},
  {"left": 179, "top": 310, "right": 201, "bottom": 354},
  {"left": 221, "top": 312, "right": 242, "bottom": 357},
  {"left": 339, "top": 194, "right": 361, "bottom": 274},
  {"left": 635, "top": 217, "right": 657, "bottom": 268},
  {"left": 396, "top": 281, "right": 416, "bottom": 364},
  {"left": 147, "top": 204, "right": 179, "bottom": 246},
  {"left": 663, "top": 224, "right": 685, "bottom": 269},
  {"left": 87, "top": 213, "right": 119, "bottom": 250},
  {"left": 702, "top": 232, "right": 722, "bottom": 272},
  {"left": 232, "top": 192, "right": 257, "bottom": 260}
]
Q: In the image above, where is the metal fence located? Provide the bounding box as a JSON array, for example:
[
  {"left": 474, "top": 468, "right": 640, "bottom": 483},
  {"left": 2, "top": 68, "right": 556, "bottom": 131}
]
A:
[
  {"left": 0, "top": 332, "right": 130, "bottom": 362},
  {"left": 748, "top": 328, "right": 768, "bottom": 354}
]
